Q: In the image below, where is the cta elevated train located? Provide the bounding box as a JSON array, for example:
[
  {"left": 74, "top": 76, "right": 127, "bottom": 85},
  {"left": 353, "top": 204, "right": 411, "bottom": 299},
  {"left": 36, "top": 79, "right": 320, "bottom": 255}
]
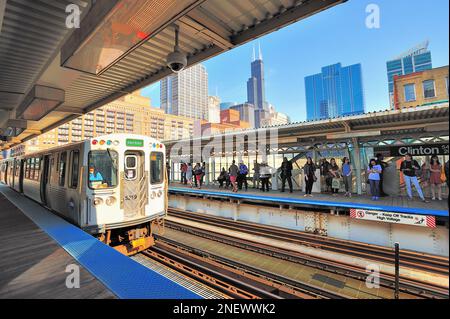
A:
[{"left": 0, "top": 134, "right": 167, "bottom": 255}]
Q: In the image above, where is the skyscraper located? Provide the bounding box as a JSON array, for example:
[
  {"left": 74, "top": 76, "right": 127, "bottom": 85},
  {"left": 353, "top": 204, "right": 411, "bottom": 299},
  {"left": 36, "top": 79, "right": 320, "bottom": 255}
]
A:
[
  {"left": 230, "top": 103, "right": 256, "bottom": 128},
  {"left": 247, "top": 44, "right": 268, "bottom": 128},
  {"left": 305, "top": 63, "right": 365, "bottom": 120},
  {"left": 160, "top": 63, "right": 208, "bottom": 120},
  {"left": 386, "top": 41, "right": 432, "bottom": 108}
]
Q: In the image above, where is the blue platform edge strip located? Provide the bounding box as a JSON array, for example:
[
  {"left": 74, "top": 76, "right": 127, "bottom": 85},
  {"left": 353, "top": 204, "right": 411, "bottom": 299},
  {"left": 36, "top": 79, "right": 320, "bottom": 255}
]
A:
[
  {"left": 169, "top": 187, "right": 449, "bottom": 217},
  {"left": 1, "top": 186, "right": 201, "bottom": 299}
]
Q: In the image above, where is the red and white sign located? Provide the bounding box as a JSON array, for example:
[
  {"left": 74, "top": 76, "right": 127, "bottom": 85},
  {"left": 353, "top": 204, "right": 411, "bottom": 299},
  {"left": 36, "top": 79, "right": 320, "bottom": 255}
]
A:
[{"left": 350, "top": 208, "right": 436, "bottom": 228}]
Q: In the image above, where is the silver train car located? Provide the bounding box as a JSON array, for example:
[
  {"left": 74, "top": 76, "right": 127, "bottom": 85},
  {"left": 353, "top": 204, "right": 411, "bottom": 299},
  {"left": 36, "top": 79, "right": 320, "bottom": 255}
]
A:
[{"left": 0, "top": 134, "right": 167, "bottom": 255}]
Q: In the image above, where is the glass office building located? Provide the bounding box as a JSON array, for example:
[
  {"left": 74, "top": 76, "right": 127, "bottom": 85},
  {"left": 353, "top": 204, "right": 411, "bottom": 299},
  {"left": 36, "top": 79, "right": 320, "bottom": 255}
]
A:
[
  {"left": 386, "top": 42, "right": 432, "bottom": 107},
  {"left": 305, "top": 63, "right": 365, "bottom": 121}
]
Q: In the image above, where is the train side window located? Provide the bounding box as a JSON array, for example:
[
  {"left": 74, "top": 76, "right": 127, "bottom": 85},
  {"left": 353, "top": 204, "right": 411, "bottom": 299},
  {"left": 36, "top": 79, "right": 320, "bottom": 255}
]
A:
[
  {"left": 70, "top": 150, "right": 80, "bottom": 188},
  {"left": 150, "top": 152, "right": 164, "bottom": 184},
  {"left": 14, "top": 160, "right": 20, "bottom": 177},
  {"left": 30, "top": 158, "right": 36, "bottom": 180},
  {"left": 26, "top": 158, "right": 31, "bottom": 179},
  {"left": 59, "top": 152, "right": 67, "bottom": 187},
  {"left": 34, "top": 158, "right": 40, "bottom": 181}
]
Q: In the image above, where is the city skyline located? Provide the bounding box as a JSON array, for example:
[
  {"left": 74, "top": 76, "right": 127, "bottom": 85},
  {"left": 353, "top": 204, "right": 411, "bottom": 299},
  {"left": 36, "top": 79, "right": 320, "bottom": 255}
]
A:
[{"left": 141, "top": 0, "right": 449, "bottom": 122}]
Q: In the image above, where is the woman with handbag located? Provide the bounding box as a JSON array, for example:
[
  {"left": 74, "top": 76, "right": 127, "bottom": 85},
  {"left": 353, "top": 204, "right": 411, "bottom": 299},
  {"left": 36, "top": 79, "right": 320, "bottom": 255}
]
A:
[
  {"left": 303, "top": 157, "right": 317, "bottom": 197},
  {"left": 429, "top": 155, "right": 443, "bottom": 201},
  {"left": 329, "top": 158, "right": 341, "bottom": 196}
]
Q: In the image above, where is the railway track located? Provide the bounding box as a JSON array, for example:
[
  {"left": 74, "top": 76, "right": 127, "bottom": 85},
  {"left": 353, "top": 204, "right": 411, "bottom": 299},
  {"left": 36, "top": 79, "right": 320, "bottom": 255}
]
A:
[
  {"left": 164, "top": 212, "right": 449, "bottom": 299},
  {"left": 168, "top": 208, "right": 449, "bottom": 276},
  {"left": 140, "top": 241, "right": 346, "bottom": 299}
]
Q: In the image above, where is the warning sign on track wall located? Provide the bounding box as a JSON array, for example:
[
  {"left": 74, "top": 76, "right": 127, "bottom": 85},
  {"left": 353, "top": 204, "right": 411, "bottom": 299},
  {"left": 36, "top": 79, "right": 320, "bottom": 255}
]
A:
[{"left": 350, "top": 208, "right": 436, "bottom": 228}]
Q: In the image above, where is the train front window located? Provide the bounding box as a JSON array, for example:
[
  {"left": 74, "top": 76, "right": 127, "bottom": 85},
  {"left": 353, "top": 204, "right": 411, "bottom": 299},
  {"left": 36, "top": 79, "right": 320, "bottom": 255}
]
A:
[
  {"left": 150, "top": 152, "right": 164, "bottom": 184},
  {"left": 88, "top": 150, "right": 118, "bottom": 189}
]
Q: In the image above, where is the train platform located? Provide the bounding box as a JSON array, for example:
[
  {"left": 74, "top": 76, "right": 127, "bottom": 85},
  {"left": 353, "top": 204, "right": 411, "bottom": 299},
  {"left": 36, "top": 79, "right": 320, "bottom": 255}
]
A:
[
  {"left": 0, "top": 185, "right": 202, "bottom": 299},
  {"left": 169, "top": 184, "right": 448, "bottom": 217}
]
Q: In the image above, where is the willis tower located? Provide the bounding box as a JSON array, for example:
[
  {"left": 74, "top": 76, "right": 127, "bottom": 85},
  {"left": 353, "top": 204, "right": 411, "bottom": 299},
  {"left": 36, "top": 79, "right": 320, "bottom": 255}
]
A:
[{"left": 247, "top": 44, "right": 268, "bottom": 128}]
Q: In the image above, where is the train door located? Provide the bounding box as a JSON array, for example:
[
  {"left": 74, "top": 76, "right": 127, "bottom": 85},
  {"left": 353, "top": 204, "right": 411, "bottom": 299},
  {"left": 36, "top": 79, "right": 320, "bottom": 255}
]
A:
[
  {"left": 40, "top": 155, "right": 51, "bottom": 205},
  {"left": 19, "top": 159, "right": 24, "bottom": 193},
  {"left": 122, "top": 151, "right": 146, "bottom": 219},
  {"left": 10, "top": 160, "right": 15, "bottom": 188}
]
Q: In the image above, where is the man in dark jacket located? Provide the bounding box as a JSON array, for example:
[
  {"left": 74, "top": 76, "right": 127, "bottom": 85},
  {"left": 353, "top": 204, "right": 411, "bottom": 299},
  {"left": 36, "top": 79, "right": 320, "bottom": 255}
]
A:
[{"left": 280, "top": 157, "right": 293, "bottom": 193}]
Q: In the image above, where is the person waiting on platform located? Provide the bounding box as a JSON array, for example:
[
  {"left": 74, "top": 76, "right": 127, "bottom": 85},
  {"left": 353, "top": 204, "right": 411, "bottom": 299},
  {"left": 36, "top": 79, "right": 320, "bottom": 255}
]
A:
[
  {"left": 200, "top": 162, "right": 206, "bottom": 187},
  {"left": 428, "top": 155, "right": 443, "bottom": 201},
  {"left": 342, "top": 157, "right": 353, "bottom": 197},
  {"left": 89, "top": 166, "right": 104, "bottom": 188},
  {"left": 375, "top": 153, "right": 389, "bottom": 197},
  {"left": 180, "top": 162, "right": 187, "bottom": 185},
  {"left": 367, "top": 159, "right": 382, "bottom": 201},
  {"left": 193, "top": 163, "right": 202, "bottom": 189},
  {"left": 237, "top": 161, "right": 249, "bottom": 191},
  {"left": 186, "top": 163, "right": 193, "bottom": 188},
  {"left": 400, "top": 154, "right": 429, "bottom": 203},
  {"left": 280, "top": 157, "right": 293, "bottom": 193},
  {"left": 228, "top": 160, "right": 239, "bottom": 193},
  {"left": 445, "top": 160, "right": 450, "bottom": 189},
  {"left": 303, "top": 157, "right": 316, "bottom": 197},
  {"left": 217, "top": 168, "right": 229, "bottom": 188},
  {"left": 320, "top": 158, "right": 331, "bottom": 193},
  {"left": 252, "top": 160, "right": 260, "bottom": 189},
  {"left": 259, "top": 162, "right": 273, "bottom": 192},
  {"left": 329, "top": 158, "right": 341, "bottom": 196}
]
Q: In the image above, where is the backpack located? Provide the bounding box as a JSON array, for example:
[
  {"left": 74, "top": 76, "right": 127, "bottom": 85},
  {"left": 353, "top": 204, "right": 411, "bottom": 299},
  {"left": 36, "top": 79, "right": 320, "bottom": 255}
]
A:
[{"left": 240, "top": 164, "right": 248, "bottom": 175}]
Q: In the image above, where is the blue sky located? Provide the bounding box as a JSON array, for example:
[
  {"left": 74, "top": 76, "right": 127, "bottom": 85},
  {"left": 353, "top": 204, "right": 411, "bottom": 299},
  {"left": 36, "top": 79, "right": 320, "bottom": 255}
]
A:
[{"left": 142, "top": 0, "right": 449, "bottom": 122}]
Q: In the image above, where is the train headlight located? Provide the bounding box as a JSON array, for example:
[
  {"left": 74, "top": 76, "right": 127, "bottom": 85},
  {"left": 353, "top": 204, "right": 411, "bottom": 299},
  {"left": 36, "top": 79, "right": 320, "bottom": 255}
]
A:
[
  {"left": 93, "top": 197, "right": 103, "bottom": 206},
  {"left": 157, "top": 190, "right": 162, "bottom": 197},
  {"left": 106, "top": 196, "right": 116, "bottom": 206},
  {"left": 150, "top": 191, "right": 156, "bottom": 199}
]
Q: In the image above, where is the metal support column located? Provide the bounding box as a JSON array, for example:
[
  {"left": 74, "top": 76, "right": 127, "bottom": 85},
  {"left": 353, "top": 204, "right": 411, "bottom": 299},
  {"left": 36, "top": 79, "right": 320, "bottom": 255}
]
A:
[{"left": 352, "top": 137, "right": 362, "bottom": 195}]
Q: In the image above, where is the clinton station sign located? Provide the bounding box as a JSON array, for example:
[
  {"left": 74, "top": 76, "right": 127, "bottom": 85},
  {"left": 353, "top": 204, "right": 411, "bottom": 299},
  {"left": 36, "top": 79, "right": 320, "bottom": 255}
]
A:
[{"left": 376, "top": 143, "right": 449, "bottom": 157}]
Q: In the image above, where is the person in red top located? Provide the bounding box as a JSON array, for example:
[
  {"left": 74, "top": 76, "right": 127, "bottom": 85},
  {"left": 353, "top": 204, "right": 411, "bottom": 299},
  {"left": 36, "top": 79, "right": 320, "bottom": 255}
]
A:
[
  {"left": 428, "top": 155, "right": 443, "bottom": 201},
  {"left": 180, "top": 162, "right": 188, "bottom": 184}
]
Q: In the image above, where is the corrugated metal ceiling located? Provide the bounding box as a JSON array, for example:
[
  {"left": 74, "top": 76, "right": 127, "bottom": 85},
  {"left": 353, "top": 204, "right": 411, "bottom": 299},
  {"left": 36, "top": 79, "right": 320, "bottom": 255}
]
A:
[{"left": 0, "top": 0, "right": 346, "bottom": 150}]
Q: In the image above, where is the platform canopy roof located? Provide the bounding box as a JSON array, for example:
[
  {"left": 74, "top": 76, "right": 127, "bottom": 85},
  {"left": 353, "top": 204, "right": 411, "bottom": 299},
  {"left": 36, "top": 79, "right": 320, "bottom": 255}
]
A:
[
  {"left": 164, "top": 103, "right": 450, "bottom": 149},
  {"left": 0, "top": 0, "right": 346, "bottom": 150}
]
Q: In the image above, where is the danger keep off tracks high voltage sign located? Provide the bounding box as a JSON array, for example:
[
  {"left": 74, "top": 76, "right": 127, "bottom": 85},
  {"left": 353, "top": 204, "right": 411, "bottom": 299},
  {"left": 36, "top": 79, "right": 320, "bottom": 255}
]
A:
[{"left": 350, "top": 208, "right": 436, "bottom": 228}]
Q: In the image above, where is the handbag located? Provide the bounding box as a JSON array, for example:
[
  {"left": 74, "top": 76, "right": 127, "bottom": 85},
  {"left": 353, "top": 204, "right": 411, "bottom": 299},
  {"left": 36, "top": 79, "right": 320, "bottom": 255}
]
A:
[{"left": 332, "top": 178, "right": 341, "bottom": 189}]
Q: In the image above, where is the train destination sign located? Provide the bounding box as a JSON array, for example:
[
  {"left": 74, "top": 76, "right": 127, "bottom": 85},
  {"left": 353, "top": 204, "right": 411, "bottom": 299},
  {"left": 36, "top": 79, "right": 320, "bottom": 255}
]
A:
[
  {"left": 390, "top": 143, "right": 449, "bottom": 156},
  {"left": 350, "top": 209, "right": 436, "bottom": 228},
  {"left": 126, "top": 139, "right": 144, "bottom": 147}
]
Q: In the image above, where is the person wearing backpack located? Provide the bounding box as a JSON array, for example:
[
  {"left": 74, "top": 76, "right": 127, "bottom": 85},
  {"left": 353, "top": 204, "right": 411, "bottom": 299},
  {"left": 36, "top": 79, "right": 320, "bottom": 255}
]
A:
[
  {"left": 237, "top": 161, "right": 248, "bottom": 191},
  {"left": 280, "top": 157, "right": 293, "bottom": 193},
  {"left": 400, "top": 154, "right": 428, "bottom": 202}
]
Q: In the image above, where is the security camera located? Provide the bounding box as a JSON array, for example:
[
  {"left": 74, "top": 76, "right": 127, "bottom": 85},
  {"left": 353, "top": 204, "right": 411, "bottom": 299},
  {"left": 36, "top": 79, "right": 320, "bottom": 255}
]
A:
[
  {"left": 166, "top": 24, "right": 187, "bottom": 73},
  {"left": 166, "top": 50, "right": 187, "bottom": 73}
]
